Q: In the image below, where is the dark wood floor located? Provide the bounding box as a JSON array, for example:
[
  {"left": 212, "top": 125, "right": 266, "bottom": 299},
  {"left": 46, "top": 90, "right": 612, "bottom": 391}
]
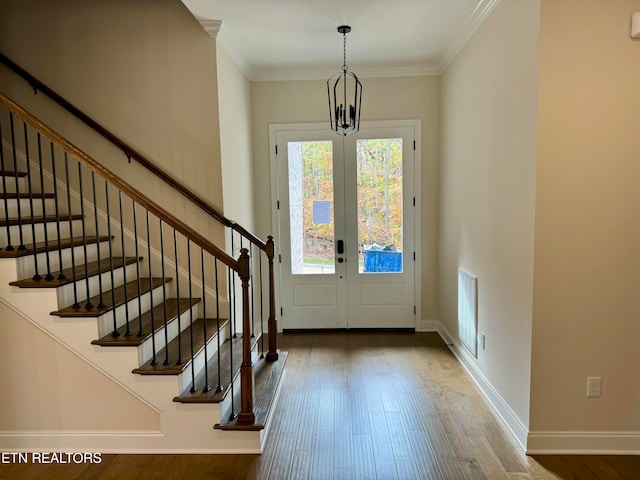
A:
[{"left": 2, "top": 331, "right": 639, "bottom": 479}]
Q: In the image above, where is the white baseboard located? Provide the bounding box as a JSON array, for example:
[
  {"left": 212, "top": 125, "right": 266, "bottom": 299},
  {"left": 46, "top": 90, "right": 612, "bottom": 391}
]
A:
[
  {"left": 527, "top": 431, "right": 640, "bottom": 455},
  {"left": 436, "top": 322, "right": 528, "bottom": 451},
  {"left": 418, "top": 319, "right": 440, "bottom": 332}
]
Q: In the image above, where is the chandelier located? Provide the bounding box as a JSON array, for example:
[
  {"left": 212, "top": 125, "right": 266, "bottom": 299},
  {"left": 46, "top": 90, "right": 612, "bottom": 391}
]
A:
[{"left": 327, "top": 25, "right": 362, "bottom": 136}]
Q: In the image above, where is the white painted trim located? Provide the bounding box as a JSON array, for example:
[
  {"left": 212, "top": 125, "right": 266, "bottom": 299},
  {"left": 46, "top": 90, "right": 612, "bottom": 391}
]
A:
[
  {"left": 252, "top": 64, "right": 439, "bottom": 82},
  {"left": 269, "top": 120, "right": 422, "bottom": 331},
  {"left": 527, "top": 431, "right": 640, "bottom": 455},
  {"left": 418, "top": 319, "right": 440, "bottom": 332},
  {"left": 214, "top": 22, "right": 255, "bottom": 80},
  {"left": 437, "top": 322, "right": 529, "bottom": 451},
  {"left": 439, "top": 0, "right": 503, "bottom": 73}
]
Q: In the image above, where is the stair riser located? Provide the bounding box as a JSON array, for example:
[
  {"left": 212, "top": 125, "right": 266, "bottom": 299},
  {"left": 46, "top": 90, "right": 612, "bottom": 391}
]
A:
[
  {"left": 136, "top": 304, "right": 203, "bottom": 366},
  {"left": 55, "top": 261, "right": 140, "bottom": 309},
  {"left": 94, "top": 282, "right": 169, "bottom": 337},
  {"left": 0, "top": 197, "right": 60, "bottom": 217},
  {"left": 177, "top": 323, "right": 231, "bottom": 394},
  {"left": 14, "top": 241, "right": 111, "bottom": 279},
  {"left": 0, "top": 219, "right": 83, "bottom": 247},
  {"left": 0, "top": 176, "right": 28, "bottom": 194}
]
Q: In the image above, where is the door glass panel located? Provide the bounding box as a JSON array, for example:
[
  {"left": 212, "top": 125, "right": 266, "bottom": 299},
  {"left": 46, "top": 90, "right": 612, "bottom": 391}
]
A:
[
  {"left": 356, "top": 138, "right": 403, "bottom": 273},
  {"left": 288, "top": 141, "right": 335, "bottom": 275}
]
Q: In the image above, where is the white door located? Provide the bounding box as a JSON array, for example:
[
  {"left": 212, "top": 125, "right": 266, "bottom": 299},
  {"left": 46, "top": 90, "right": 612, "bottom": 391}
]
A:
[{"left": 273, "top": 122, "right": 418, "bottom": 330}]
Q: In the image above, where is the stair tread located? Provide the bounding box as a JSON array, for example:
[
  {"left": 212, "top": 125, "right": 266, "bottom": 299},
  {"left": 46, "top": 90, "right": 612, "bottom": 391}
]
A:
[
  {"left": 92, "top": 298, "right": 201, "bottom": 346},
  {"left": 0, "top": 235, "right": 111, "bottom": 258},
  {"left": 132, "top": 317, "right": 228, "bottom": 375},
  {"left": 173, "top": 333, "right": 261, "bottom": 403},
  {"left": 215, "top": 351, "right": 288, "bottom": 431},
  {"left": 0, "top": 213, "right": 82, "bottom": 227},
  {"left": 1, "top": 192, "right": 56, "bottom": 199},
  {"left": 0, "top": 170, "right": 27, "bottom": 177},
  {"left": 10, "top": 256, "right": 140, "bottom": 288},
  {"left": 51, "top": 277, "right": 171, "bottom": 317}
]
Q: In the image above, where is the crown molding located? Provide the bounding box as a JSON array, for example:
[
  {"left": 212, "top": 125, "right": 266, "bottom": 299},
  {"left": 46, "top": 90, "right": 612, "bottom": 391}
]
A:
[
  {"left": 252, "top": 64, "right": 441, "bottom": 82},
  {"left": 198, "top": 19, "right": 222, "bottom": 38},
  {"left": 438, "top": 0, "right": 503, "bottom": 73},
  {"left": 191, "top": 0, "right": 500, "bottom": 81},
  {"left": 194, "top": 18, "right": 255, "bottom": 80}
]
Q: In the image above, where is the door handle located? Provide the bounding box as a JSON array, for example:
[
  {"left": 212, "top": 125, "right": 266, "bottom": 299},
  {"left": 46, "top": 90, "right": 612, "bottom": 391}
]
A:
[{"left": 337, "top": 240, "right": 344, "bottom": 254}]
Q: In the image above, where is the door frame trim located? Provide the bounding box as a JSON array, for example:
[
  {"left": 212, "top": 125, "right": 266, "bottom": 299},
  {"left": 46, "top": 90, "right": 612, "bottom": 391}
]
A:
[{"left": 269, "top": 120, "right": 422, "bottom": 331}]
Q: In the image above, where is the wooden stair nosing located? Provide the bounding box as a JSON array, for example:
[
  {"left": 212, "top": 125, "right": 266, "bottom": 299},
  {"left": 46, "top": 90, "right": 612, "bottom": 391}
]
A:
[
  {"left": 132, "top": 317, "right": 229, "bottom": 375},
  {"left": 0, "top": 213, "right": 83, "bottom": 227},
  {"left": 173, "top": 332, "right": 262, "bottom": 404},
  {"left": 1, "top": 192, "right": 56, "bottom": 200},
  {"left": 51, "top": 277, "right": 171, "bottom": 317},
  {"left": 9, "top": 256, "right": 140, "bottom": 288},
  {"left": 214, "top": 350, "right": 288, "bottom": 431},
  {"left": 91, "top": 297, "right": 202, "bottom": 347},
  {"left": 0, "top": 235, "right": 111, "bottom": 258},
  {"left": 0, "top": 170, "right": 27, "bottom": 177}
]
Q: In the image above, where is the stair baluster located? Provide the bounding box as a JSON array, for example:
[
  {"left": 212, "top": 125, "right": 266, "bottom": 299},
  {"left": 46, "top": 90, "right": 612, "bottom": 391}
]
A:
[
  {"left": 200, "top": 248, "right": 211, "bottom": 393},
  {"left": 50, "top": 144, "right": 64, "bottom": 277},
  {"left": 38, "top": 134, "right": 52, "bottom": 278},
  {"left": 92, "top": 173, "right": 105, "bottom": 307},
  {"left": 64, "top": 153, "right": 79, "bottom": 306},
  {"left": 133, "top": 200, "right": 144, "bottom": 336},
  {"left": 9, "top": 113, "right": 25, "bottom": 250},
  {"left": 160, "top": 220, "right": 170, "bottom": 365},
  {"left": 23, "top": 122, "right": 39, "bottom": 278},
  {"left": 214, "top": 257, "right": 223, "bottom": 393},
  {"left": 119, "top": 191, "right": 131, "bottom": 336},
  {"left": 146, "top": 210, "right": 156, "bottom": 363},
  {"left": 0, "top": 116, "right": 11, "bottom": 251},
  {"left": 173, "top": 229, "right": 182, "bottom": 365},
  {"left": 187, "top": 238, "right": 197, "bottom": 393},
  {"left": 105, "top": 181, "right": 118, "bottom": 331},
  {"left": 77, "top": 162, "right": 92, "bottom": 308}
]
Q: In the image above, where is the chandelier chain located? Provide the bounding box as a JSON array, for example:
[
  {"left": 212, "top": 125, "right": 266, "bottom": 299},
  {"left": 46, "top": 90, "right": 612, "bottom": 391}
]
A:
[{"left": 343, "top": 32, "right": 348, "bottom": 71}]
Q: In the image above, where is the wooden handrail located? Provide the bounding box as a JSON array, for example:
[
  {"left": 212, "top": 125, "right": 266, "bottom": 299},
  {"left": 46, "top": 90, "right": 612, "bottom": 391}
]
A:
[
  {"left": 0, "top": 92, "right": 239, "bottom": 271},
  {"left": 0, "top": 52, "right": 266, "bottom": 252}
]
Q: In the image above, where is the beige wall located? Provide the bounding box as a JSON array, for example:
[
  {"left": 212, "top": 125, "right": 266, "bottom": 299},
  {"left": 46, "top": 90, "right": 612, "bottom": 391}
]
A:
[
  {"left": 251, "top": 76, "right": 441, "bottom": 319},
  {"left": 0, "top": 302, "right": 160, "bottom": 432},
  {"left": 0, "top": 0, "right": 224, "bottom": 244},
  {"left": 530, "top": 0, "right": 640, "bottom": 434},
  {"left": 440, "top": 0, "right": 540, "bottom": 429},
  {"left": 217, "top": 44, "right": 255, "bottom": 232}
]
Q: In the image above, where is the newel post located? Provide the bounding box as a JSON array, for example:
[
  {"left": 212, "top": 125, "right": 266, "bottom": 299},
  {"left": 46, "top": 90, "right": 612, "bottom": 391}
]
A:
[
  {"left": 237, "top": 248, "right": 255, "bottom": 425},
  {"left": 265, "top": 236, "right": 279, "bottom": 361}
]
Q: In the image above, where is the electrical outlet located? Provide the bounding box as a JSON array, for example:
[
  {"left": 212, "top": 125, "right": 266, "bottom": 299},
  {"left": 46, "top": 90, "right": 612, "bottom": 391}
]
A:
[
  {"left": 479, "top": 332, "right": 486, "bottom": 350},
  {"left": 587, "top": 377, "right": 602, "bottom": 398}
]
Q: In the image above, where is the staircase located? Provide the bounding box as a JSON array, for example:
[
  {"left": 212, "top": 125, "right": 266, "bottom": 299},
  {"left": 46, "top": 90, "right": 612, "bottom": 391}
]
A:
[{"left": 0, "top": 76, "right": 284, "bottom": 452}]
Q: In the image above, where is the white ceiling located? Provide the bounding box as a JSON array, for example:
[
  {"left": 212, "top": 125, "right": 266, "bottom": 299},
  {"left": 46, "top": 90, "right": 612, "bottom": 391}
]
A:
[{"left": 181, "top": 0, "right": 501, "bottom": 81}]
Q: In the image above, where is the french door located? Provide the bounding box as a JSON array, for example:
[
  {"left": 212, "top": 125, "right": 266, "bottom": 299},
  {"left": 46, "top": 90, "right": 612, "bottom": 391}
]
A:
[{"left": 272, "top": 122, "right": 418, "bottom": 329}]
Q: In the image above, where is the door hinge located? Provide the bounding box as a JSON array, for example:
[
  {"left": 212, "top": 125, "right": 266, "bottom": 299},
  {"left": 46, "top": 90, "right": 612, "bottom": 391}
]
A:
[
  {"left": 414, "top": 305, "right": 416, "bottom": 315},
  {"left": 413, "top": 197, "right": 416, "bottom": 207},
  {"left": 275, "top": 144, "right": 278, "bottom": 155},
  {"left": 280, "top": 307, "right": 283, "bottom": 316},
  {"left": 413, "top": 252, "right": 416, "bottom": 261},
  {"left": 413, "top": 140, "right": 416, "bottom": 150},
  {"left": 279, "top": 254, "right": 282, "bottom": 263},
  {"left": 277, "top": 200, "right": 280, "bottom": 209}
]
